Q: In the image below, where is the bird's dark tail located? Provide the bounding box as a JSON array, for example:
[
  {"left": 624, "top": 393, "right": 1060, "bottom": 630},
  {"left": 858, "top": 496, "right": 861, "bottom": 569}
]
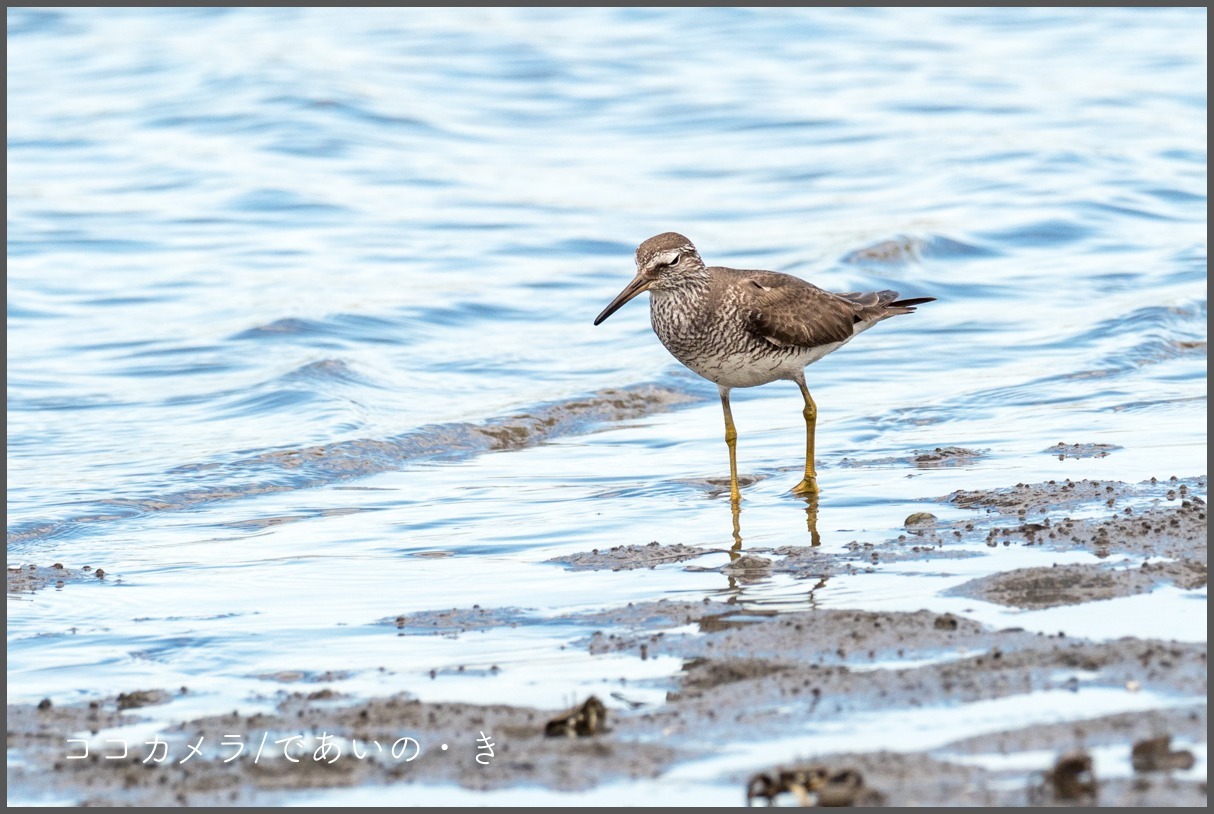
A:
[{"left": 889, "top": 297, "right": 935, "bottom": 310}]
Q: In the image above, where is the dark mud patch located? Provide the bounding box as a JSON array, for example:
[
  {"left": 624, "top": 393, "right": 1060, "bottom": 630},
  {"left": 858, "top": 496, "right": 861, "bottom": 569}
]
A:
[
  {"left": 253, "top": 670, "right": 353, "bottom": 684},
  {"left": 675, "top": 474, "right": 765, "bottom": 497},
  {"left": 684, "top": 533, "right": 983, "bottom": 583},
  {"left": 913, "top": 446, "right": 989, "bottom": 468},
  {"left": 839, "top": 446, "right": 987, "bottom": 470},
  {"left": 1045, "top": 441, "right": 1123, "bottom": 459},
  {"left": 380, "top": 606, "right": 534, "bottom": 635},
  {"left": 965, "top": 495, "right": 1207, "bottom": 562},
  {"left": 116, "top": 689, "right": 173, "bottom": 710},
  {"left": 8, "top": 694, "right": 138, "bottom": 740},
  {"left": 554, "top": 478, "right": 1205, "bottom": 591},
  {"left": 546, "top": 541, "right": 713, "bottom": 571},
  {"left": 952, "top": 561, "right": 1208, "bottom": 609},
  {"left": 6, "top": 562, "right": 111, "bottom": 594},
  {"left": 676, "top": 657, "right": 791, "bottom": 695},
  {"left": 570, "top": 603, "right": 1202, "bottom": 696},
  {"left": 563, "top": 597, "right": 720, "bottom": 632},
  {"left": 946, "top": 475, "right": 1205, "bottom": 517}
]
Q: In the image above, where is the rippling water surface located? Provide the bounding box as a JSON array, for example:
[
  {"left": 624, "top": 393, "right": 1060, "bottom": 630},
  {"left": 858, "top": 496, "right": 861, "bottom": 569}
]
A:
[{"left": 7, "top": 7, "right": 1207, "bottom": 804}]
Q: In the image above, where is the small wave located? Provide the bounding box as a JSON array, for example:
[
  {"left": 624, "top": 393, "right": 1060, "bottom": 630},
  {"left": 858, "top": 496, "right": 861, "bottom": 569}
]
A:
[
  {"left": 230, "top": 313, "right": 399, "bottom": 343},
  {"left": 225, "top": 188, "right": 349, "bottom": 216},
  {"left": 5, "top": 381, "right": 705, "bottom": 549},
  {"left": 843, "top": 234, "right": 999, "bottom": 266},
  {"left": 978, "top": 218, "right": 1095, "bottom": 248},
  {"left": 283, "top": 359, "right": 366, "bottom": 385}
]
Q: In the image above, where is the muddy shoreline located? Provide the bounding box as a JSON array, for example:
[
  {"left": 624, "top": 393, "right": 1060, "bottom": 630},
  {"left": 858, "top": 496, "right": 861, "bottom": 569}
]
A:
[{"left": 7, "top": 476, "right": 1206, "bottom": 806}]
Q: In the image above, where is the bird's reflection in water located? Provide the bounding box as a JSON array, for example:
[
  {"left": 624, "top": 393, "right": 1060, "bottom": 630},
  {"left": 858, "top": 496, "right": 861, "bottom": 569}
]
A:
[
  {"left": 730, "top": 497, "right": 744, "bottom": 552},
  {"left": 727, "top": 493, "right": 822, "bottom": 554},
  {"left": 718, "top": 496, "right": 831, "bottom": 600},
  {"left": 802, "top": 494, "right": 822, "bottom": 548},
  {"left": 805, "top": 575, "right": 829, "bottom": 609}
]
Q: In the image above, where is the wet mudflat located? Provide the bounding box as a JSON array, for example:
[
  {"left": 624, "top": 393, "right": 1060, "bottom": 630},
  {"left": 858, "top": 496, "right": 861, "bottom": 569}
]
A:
[{"left": 8, "top": 477, "right": 1205, "bottom": 806}]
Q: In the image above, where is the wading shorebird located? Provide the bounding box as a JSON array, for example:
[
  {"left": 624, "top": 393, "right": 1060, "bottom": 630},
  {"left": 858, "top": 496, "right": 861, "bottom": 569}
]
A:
[{"left": 593, "top": 232, "right": 934, "bottom": 501}]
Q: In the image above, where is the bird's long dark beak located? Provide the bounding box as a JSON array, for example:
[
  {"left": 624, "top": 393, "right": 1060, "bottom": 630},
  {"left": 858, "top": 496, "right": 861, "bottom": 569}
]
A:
[{"left": 593, "top": 274, "right": 651, "bottom": 325}]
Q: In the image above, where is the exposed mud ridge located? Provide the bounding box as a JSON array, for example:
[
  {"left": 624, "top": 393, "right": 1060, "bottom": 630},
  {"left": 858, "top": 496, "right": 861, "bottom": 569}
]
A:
[
  {"left": 381, "top": 606, "right": 534, "bottom": 635},
  {"left": 1045, "top": 441, "right": 1123, "bottom": 459},
  {"left": 945, "top": 475, "right": 1206, "bottom": 518},
  {"left": 952, "top": 561, "right": 1207, "bottom": 609},
  {"left": 250, "top": 382, "right": 701, "bottom": 471},
  {"left": 6, "top": 381, "right": 704, "bottom": 549},
  {"left": 548, "top": 479, "right": 1205, "bottom": 594},
  {"left": 6, "top": 562, "right": 112, "bottom": 593},
  {"left": 839, "top": 446, "right": 987, "bottom": 469},
  {"left": 960, "top": 496, "right": 1206, "bottom": 562},
  {"left": 546, "top": 541, "right": 713, "bottom": 571},
  {"left": 564, "top": 534, "right": 984, "bottom": 582},
  {"left": 675, "top": 474, "right": 766, "bottom": 496}
]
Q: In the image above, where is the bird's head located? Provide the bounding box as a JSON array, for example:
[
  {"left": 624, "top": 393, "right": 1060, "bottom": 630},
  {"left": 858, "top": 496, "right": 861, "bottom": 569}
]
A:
[{"left": 593, "top": 232, "right": 705, "bottom": 325}]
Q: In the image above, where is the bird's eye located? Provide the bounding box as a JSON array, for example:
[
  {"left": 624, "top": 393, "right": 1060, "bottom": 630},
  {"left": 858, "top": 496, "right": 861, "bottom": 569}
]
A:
[{"left": 655, "top": 252, "right": 679, "bottom": 269}]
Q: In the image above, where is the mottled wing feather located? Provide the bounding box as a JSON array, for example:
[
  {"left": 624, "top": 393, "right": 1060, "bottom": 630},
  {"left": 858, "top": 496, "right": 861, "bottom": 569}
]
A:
[
  {"left": 836, "top": 290, "right": 886, "bottom": 308},
  {"left": 837, "top": 289, "right": 906, "bottom": 320},
  {"left": 729, "top": 268, "right": 857, "bottom": 349}
]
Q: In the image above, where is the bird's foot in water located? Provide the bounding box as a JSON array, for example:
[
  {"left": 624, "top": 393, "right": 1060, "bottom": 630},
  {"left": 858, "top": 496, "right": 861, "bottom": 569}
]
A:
[{"left": 791, "top": 477, "right": 820, "bottom": 497}]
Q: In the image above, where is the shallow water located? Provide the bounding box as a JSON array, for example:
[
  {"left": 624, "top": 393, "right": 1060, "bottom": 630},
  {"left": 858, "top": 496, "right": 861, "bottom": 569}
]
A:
[{"left": 6, "top": 6, "right": 1207, "bottom": 804}]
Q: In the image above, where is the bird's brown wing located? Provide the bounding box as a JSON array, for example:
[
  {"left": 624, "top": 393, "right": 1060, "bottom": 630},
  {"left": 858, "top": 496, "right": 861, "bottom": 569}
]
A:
[{"left": 729, "top": 268, "right": 857, "bottom": 349}]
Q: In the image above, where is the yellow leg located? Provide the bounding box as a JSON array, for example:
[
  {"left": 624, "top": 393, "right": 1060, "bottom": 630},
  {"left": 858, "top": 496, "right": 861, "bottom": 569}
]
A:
[
  {"left": 791, "top": 379, "right": 820, "bottom": 496},
  {"left": 719, "top": 387, "right": 742, "bottom": 503}
]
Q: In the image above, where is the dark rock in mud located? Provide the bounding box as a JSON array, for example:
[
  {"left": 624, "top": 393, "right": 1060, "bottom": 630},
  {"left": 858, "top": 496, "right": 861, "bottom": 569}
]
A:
[
  {"left": 746, "top": 764, "right": 885, "bottom": 807},
  {"left": 544, "top": 696, "right": 608, "bottom": 738},
  {"left": 904, "top": 511, "right": 939, "bottom": 527},
  {"left": 1040, "top": 751, "right": 1098, "bottom": 803},
  {"left": 1131, "top": 734, "right": 1196, "bottom": 772}
]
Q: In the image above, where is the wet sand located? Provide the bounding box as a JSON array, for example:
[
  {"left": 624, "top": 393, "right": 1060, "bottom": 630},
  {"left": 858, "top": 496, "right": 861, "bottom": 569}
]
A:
[{"left": 7, "top": 476, "right": 1206, "bottom": 805}]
